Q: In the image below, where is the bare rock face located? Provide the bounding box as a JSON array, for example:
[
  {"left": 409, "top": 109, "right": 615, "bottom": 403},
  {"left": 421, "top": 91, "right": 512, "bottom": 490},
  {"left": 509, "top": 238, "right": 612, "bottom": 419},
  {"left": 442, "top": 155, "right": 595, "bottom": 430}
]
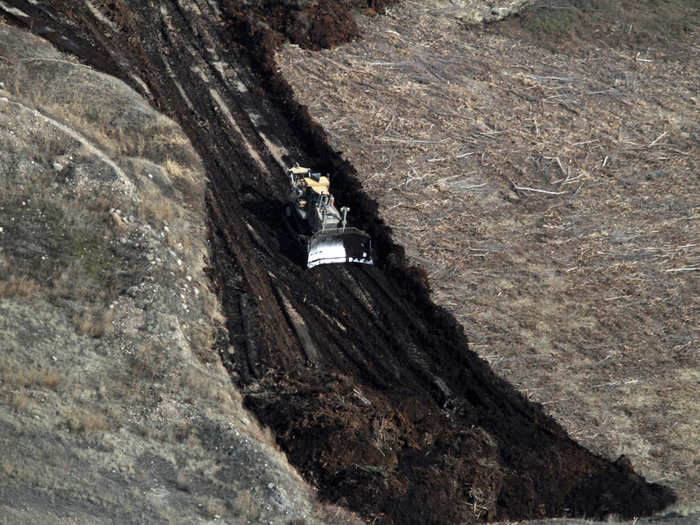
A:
[
  {"left": 0, "top": 24, "right": 355, "bottom": 525},
  {"left": 424, "top": 0, "right": 532, "bottom": 23}
]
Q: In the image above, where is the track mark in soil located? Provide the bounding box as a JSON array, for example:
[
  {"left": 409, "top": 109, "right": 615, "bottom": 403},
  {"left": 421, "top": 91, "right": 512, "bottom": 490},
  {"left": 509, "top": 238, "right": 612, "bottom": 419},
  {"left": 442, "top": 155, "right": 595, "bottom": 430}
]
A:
[{"left": 1, "top": 0, "right": 677, "bottom": 523}]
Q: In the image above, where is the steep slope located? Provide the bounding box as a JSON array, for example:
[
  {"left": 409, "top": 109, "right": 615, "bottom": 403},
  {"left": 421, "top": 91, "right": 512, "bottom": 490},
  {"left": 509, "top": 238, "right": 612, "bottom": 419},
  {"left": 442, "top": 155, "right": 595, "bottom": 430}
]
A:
[
  {"left": 0, "top": 23, "right": 356, "bottom": 524},
  {"left": 0, "top": 1, "right": 679, "bottom": 524}
]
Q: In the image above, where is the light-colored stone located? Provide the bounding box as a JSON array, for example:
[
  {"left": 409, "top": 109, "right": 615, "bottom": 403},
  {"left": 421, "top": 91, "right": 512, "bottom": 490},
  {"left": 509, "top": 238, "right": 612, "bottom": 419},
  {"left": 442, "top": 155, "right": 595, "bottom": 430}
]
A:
[{"left": 423, "top": 0, "right": 532, "bottom": 24}]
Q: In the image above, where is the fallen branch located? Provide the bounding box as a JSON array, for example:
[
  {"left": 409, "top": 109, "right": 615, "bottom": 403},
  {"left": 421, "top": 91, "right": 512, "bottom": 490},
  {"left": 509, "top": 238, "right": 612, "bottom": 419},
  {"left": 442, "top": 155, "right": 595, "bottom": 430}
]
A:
[
  {"left": 524, "top": 74, "right": 575, "bottom": 83},
  {"left": 377, "top": 136, "right": 449, "bottom": 145},
  {"left": 455, "top": 151, "right": 474, "bottom": 159},
  {"left": 510, "top": 179, "right": 567, "bottom": 195},
  {"left": 665, "top": 266, "right": 699, "bottom": 273},
  {"left": 594, "top": 379, "right": 640, "bottom": 388},
  {"left": 555, "top": 156, "right": 567, "bottom": 177},
  {"left": 571, "top": 139, "right": 599, "bottom": 146},
  {"left": 649, "top": 130, "right": 669, "bottom": 147}
]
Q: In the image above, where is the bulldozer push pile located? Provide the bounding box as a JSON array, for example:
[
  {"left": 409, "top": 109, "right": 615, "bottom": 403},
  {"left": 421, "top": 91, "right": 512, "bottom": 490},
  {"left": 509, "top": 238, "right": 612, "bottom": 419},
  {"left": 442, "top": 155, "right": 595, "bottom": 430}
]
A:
[{"left": 284, "top": 165, "right": 373, "bottom": 268}]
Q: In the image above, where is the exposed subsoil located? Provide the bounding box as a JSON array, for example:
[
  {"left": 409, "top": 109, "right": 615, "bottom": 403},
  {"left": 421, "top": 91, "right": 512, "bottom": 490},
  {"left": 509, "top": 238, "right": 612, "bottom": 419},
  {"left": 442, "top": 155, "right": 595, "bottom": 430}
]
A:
[{"left": 3, "top": 1, "right": 677, "bottom": 523}]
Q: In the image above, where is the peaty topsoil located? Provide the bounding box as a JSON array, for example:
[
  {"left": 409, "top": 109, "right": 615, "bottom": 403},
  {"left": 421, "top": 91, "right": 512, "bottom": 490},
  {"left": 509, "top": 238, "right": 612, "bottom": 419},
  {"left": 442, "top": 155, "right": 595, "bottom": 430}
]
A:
[{"left": 3, "top": 1, "right": 676, "bottom": 523}]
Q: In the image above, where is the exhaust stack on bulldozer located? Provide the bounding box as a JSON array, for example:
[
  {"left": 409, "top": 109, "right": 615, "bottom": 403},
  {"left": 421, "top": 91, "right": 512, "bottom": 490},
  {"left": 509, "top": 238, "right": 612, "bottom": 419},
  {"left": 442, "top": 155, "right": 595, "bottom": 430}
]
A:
[{"left": 284, "top": 165, "right": 373, "bottom": 269}]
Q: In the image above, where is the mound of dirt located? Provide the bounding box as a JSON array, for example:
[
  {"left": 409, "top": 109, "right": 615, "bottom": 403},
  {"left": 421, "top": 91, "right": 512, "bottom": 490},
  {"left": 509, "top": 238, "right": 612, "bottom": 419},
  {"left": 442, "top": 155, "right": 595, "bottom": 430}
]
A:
[
  {"left": 223, "top": 0, "right": 397, "bottom": 50},
  {"left": 1, "top": 1, "right": 681, "bottom": 524}
]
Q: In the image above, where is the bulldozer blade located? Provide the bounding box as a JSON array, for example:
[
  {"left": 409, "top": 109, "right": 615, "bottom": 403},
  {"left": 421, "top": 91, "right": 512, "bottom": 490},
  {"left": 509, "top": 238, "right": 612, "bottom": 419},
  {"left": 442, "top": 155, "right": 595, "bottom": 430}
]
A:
[{"left": 307, "top": 228, "right": 373, "bottom": 268}]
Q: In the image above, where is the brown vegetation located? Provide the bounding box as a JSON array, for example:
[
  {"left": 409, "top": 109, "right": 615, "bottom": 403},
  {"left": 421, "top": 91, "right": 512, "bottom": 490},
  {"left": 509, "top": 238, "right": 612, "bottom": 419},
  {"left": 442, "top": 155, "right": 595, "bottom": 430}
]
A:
[
  {"left": 0, "top": 276, "right": 41, "bottom": 298},
  {"left": 66, "top": 409, "right": 110, "bottom": 434},
  {"left": 2, "top": 369, "right": 62, "bottom": 390}
]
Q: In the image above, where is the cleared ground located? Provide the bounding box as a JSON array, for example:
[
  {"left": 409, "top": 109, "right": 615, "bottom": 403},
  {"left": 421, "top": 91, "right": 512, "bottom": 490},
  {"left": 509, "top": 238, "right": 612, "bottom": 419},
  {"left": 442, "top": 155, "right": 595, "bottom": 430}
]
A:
[{"left": 277, "top": 0, "right": 699, "bottom": 507}]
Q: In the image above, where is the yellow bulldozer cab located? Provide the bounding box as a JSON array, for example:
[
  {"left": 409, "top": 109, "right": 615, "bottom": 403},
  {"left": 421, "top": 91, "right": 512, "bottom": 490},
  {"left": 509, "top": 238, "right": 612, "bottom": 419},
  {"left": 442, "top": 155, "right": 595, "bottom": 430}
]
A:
[
  {"left": 304, "top": 176, "right": 330, "bottom": 195},
  {"left": 290, "top": 165, "right": 330, "bottom": 195}
]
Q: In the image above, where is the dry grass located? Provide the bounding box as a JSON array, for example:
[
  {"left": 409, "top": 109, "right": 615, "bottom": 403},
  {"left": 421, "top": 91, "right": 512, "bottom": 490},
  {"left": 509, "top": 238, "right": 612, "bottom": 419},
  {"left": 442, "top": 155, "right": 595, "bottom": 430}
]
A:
[
  {"left": 5, "top": 369, "right": 63, "bottom": 390},
  {"left": 510, "top": 0, "right": 700, "bottom": 51},
  {"left": 72, "top": 307, "right": 113, "bottom": 338},
  {"left": 5, "top": 392, "right": 33, "bottom": 413},
  {"left": 164, "top": 158, "right": 189, "bottom": 181},
  {"left": 128, "top": 341, "right": 170, "bottom": 381},
  {"left": 277, "top": 2, "right": 699, "bottom": 504},
  {"left": 165, "top": 158, "right": 205, "bottom": 209},
  {"left": 0, "top": 370, "right": 49, "bottom": 415},
  {"left": 0, "top": 276, "right": 42, "bottom": 298},
  {"left": 2, "top": 50, "right": 203, "bottom": 194},
  {"left": 66, "top": 408, "right": 110, "bottom": 434},
  {"left": 178, "top": 365, "right": 243, "bottom": 415},
  {"left": 134, "top": 157, "right": 204, "bottom": 229},
  {"left": 0, "top": 119, "right": 135, "bottom": 307},
  {"left": 23, "top": 124, "right": 71, "bottom": 163},
  {"left": 39, "top": 103, "right": 120, "bottom": 153},
  {"left": 1, "top": 357, "right": 63, "bottom": 395},
  {"left": 138, "top": 184, "right": 177, "bottom": 224},
  {"left": 0, "top": 35, "right": 206, "bottom": 324}
]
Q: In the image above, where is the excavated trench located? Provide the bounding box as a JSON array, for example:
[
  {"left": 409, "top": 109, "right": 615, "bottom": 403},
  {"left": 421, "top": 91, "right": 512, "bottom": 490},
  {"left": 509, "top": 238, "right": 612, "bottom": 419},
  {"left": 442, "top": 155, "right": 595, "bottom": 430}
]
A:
[{"left": 3, "top": 1, "right": 676, "bottom": 523}]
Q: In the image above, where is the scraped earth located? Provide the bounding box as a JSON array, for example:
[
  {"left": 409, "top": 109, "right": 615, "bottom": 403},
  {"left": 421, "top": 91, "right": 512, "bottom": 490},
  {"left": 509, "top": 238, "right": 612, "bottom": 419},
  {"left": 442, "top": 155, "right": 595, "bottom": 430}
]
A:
[{"left": 2, "top": 1, "right": 678, "bottom": 523}]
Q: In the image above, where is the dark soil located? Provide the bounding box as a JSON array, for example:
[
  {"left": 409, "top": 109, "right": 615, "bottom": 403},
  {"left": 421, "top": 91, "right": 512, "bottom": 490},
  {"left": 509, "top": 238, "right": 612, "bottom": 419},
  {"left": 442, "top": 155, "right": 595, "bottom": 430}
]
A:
[
  {"left": 4, "top": 0, "right": 676, "bottom": 523},
  {"left": 223, "top": 0, "right": 395, "bottom": 49}
]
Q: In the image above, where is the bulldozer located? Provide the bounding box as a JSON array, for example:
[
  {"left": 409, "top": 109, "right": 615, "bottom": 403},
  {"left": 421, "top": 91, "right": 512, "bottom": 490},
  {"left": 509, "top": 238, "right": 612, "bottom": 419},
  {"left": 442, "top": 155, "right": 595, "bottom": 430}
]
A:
[{"left": 284, "top": 165, "right": 373, "bottom": 268}]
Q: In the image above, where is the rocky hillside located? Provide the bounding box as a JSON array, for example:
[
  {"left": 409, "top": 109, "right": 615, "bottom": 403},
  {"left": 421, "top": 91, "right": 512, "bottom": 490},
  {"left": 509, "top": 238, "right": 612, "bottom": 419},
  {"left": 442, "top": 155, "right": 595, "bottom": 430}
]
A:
[{"left": 0, "top": 24, "right": 355, "bottom": 524}]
